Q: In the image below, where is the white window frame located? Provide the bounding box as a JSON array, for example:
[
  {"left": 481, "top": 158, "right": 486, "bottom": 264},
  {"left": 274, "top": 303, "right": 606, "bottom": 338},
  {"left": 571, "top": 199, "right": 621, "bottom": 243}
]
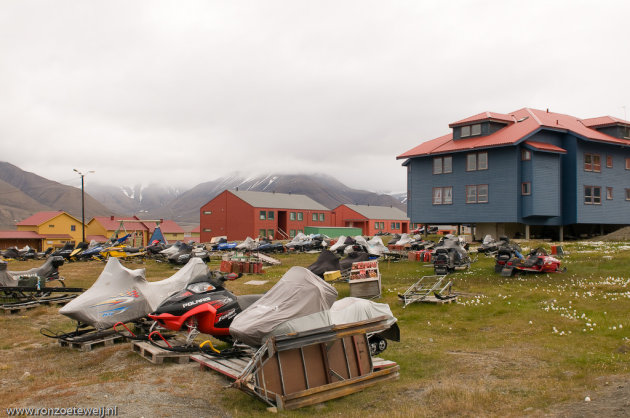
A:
[{"left": 584, "top": 185, "right": 601, "bottom": 205}]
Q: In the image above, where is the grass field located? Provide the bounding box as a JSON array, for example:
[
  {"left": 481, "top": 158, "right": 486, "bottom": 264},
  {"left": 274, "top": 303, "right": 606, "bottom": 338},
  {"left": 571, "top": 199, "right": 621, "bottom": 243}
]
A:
[{"left": 1, "top": 240, "right": 630, "bottom": 416}]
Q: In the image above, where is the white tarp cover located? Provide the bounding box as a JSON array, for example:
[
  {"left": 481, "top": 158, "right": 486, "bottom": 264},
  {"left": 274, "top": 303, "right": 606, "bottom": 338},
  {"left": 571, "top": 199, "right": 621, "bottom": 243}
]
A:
[
  {"left": 366, "top": 236, "right": 389, "bottom": 256},
  {"left": 59, "top": 257, "right": 208, "bottom": 329},
  {"left": 396, "top": 233, "right": 412, "bottom": 246},
  {"left": 159, "top": 242, "right": 182, "bottom": 257},
  {"left": 236, "top": 237, "right": 257, "bottom": 250},
  {"left": 329, "top": 235, "right": 346, "bottom": 252},
  {"left": 229, "top": 266, "right": 338, "bottom": 346},
  {"left": 270, "top": 297, "right": 397, "bottom": 338}
]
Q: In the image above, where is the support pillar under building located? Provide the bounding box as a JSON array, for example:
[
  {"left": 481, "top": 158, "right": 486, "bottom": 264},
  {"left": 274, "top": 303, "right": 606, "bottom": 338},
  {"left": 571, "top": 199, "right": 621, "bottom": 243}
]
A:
[{"left": 525, "top": 224, "right": 530, "bottom": 240}]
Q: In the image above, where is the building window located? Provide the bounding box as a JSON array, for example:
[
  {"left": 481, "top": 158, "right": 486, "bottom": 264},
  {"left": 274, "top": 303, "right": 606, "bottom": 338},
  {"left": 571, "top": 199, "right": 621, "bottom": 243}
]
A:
[
  {"left": 259, "top": 229, "right": 266, "bottom": 237},
  {"left": 290, "top": 212, "right": 296, "bottom": 220},
  {"left": 267, "top": 229, "right": 274, "bottom": 239},
  {"left": 625, "top": 127, "right": 630, "bottom": 139},
  {"left": 290, "top": 230, "right": 296, "bottom": 238},
  {"left": 203, "top": 211, "right": 212, "bottom": 215},
  {"left": 319, "top": 213, "right": 325, "bottom": 222},
  {"left": 471, "top": 124, "right": 481, "bottom": 136},
  {"left": 432, "top": 187, "right": 442, "bottom": 205},
  {"left": 466, "top": 184, "right": 489, "bottom": 203},
  {"left": 466, "top": 152, "right": 488, "bottom": 171},
  {"left": 297, "top": 212, "right": 303, "bottom": 221},
  {"left": 259, "top": 211, "right": 266, "bottom": 220},
  {"left": 466, "top": 154, "right": 476, "bottom": 171},
  {"left": 396, "top": 222, "right": 400, "bottom": 229},
  {"left": 434, "top": 187, "right": 452, "bottom": 205},
  {"left": 606, "top": 156, "right": 613, "bottom": 168},
  {"left": 626, "top": 158, "right": 630, "bottom": 170},
  {"left": 433, "top": 156, "right": 452, "bottom": 174},
  {"left": 584, "top": 153, "right": 601, "bottom": 172},
  {"left": 70, "top": 225, "right": 76, "bottom": 231},
  {"left": 522, "top": 149, "right": 531, "bottom": 161},
  {"left": 267, "top": 211, "right": 274, "bottom": 220},
  {"left": 203, "top": 228, "right": 211, "bottom": 232},
  {"left": 312, "top": 213, "right": 318, "bottom": 221},
  {"left": 584, "top": 186, "right": 601, "bottom": 204},
  {"left": 606, "top": 187, "right": 613, "bottom": 200},
  {"left": 49, "top": 224, "right": 54, "bottom": 228},
  {"left": 375, "top": 222, "right": 380, "bottom": 229},
  {"left": 461, "top": 125, "right": 471, "bottom": 137},
  {"left": 391, "top": 222, "right": 396, "bottom": 229},
  {"left": 626, "top": 189, "right": 630, "bottom": 201},
  {"left": 522, "top": 182, "right": 531, "bottom": 195}
]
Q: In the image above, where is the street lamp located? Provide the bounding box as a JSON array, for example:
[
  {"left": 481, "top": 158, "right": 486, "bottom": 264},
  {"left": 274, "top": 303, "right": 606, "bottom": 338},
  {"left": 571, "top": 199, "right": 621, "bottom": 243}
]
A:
[{"left": 73, "top": 169, "right": 94, "bottom": 243}]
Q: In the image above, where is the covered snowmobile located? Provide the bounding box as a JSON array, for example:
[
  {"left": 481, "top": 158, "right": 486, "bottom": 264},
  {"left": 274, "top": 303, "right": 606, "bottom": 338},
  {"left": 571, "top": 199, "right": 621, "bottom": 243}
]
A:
[
  {"left": 57, "top": 257, "right": 209, "bottom": 334},
  {"left": 271, "top": 297, "right": 400, "bottom": 355},
  {"left": 433, "top": 234, "right": 471, "bottom": 275},
  {"left": 229, "top": 266, "right": 338, "bottom": 346},
  {"left": 307, "top": 250, "right": 341, "bottom": 278},
  {"left": 0, "top": 257, "right": 79, "bottom": 306},
  {"left": 236, "top": 237, "right": 258, "bottom": 251}
]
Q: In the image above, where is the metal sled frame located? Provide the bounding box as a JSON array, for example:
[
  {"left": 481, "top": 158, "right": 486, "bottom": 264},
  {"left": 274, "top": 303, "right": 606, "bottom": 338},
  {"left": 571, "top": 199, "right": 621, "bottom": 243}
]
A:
[{"left": 398, "top": 275, "right": 452, "bottom": 308}]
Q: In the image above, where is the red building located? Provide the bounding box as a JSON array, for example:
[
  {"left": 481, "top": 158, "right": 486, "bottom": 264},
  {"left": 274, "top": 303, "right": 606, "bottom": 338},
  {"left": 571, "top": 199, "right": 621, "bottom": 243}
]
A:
[
  {"left": 332, "top": 204, "right": 409, "bottom": 236},
  {"left": 200, "top": 190, "right": 331, "bottom": 241}
]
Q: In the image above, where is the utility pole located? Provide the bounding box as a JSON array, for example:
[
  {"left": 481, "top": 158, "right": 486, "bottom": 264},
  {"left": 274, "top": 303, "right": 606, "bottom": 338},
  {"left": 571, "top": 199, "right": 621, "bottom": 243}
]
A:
[{"left": 73, "top": 169, "right": 94, "bottom": 243}]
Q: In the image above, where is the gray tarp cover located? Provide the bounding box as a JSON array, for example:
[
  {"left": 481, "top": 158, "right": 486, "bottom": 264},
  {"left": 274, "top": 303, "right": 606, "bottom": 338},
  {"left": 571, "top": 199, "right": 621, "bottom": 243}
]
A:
[
  {"left": 59, "top": 257, "right": 208, "bottom": 329},
  {"left": 229, "top": 266, "right": 338, "bottom": 346},
  {"left": 0, "top": 257, "right": 60, "bottom": 287},
  {"left": 270, "top": 297, "right": 397, "bottom": 338},
  {"left": 236, "top": 237, "right": 257, "bottom": 250}
]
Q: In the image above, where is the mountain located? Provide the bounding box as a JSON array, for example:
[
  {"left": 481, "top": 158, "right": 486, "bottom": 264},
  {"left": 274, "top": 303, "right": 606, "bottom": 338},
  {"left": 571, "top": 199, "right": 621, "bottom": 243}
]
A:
[
  {"left": 0, "top": 162, "right": 113, "bottom": 229},
  {"left": 148, "top": 173, "right": 406, "bottom": 224},
  {"left": 88, "top": 183, "right": 183, "bottom": 216}
]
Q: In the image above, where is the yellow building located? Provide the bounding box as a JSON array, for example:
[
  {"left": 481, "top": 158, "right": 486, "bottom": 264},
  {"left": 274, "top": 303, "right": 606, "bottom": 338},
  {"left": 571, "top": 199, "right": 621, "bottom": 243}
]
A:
[
  {"left": 86, "top": 216, "right": 149, "bottom": 247},
  {"left": 16, "top": 211, "right": 84, "bottom": 248}
]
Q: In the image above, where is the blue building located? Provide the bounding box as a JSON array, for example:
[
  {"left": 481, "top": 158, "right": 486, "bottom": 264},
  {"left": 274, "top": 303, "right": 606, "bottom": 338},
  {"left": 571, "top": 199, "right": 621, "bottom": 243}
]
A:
[{"left": 397, "top": 108, "right": 630, "bottom": 240}]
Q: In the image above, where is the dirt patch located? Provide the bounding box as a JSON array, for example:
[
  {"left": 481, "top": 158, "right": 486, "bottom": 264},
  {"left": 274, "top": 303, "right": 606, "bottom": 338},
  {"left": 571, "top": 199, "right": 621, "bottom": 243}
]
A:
[
  {"left": 538, "top": 375, "right": 630, "bottom": 417},
  {"left": 590, "top": 226, "right": 630, "bottom": 241}
]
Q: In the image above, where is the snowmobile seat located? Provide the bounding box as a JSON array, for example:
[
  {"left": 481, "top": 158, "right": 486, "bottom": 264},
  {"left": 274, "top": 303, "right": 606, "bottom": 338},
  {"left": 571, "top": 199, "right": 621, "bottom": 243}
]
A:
[{"left": 237, "top": 294, "right": 264, "bottom": 311}]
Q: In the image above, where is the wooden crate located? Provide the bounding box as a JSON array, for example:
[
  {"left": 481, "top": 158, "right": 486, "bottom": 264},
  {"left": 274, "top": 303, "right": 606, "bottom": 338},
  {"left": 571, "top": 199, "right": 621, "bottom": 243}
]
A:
[{"left": 233, "top": 317, "right": 399, "bottom": 411}]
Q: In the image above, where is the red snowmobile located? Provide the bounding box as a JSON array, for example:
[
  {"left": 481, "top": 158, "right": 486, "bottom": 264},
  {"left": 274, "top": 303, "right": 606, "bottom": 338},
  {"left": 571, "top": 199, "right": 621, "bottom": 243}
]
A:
[{"left": 500, "top": 247, "right": 565, "bottom": 276}]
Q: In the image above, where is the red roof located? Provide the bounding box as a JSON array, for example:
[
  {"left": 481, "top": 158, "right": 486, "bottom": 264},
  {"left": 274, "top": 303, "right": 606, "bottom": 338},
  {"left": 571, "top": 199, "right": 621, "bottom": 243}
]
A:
[
  {"left": 0, "top": 231, "right": 44, "bottom": 239},
  {"left": 90, "top": 216, "right": 148, "bottom": 232},
  {"left": 41, "top": 234, "right": 74, "bottom": 239},
  {"left": 145, "top": 220, "right": 184, "bottom": 234},
  {"left": 524, "top": 140, "right": 567, "bottom": 153},
  {"left": 398, "top": 108, "right": 630, "bottom": 159},
  {"left": 17, "top": 211, "right": 65, "bottom": 226},
  {"left": 86, "top": 235, "right": 108, "bottom": 242},
  {"left": 191, "top": 225, "right": 200, "bottom": 233},
  {"left": 581, "top": 116, "right": 630, "bottom": 128},
  {"left": 449, "top": 111, "right": 514, "bottom": 127}
]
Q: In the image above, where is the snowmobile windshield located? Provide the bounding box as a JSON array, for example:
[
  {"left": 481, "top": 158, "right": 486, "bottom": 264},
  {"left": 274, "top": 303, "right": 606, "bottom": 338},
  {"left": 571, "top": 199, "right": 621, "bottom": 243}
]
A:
[
  {"left": 482, "top": 235, "right": 494, "bottom": 245},
  {"left": 229, "top": 266, "right": 337, "bottom": 347}
]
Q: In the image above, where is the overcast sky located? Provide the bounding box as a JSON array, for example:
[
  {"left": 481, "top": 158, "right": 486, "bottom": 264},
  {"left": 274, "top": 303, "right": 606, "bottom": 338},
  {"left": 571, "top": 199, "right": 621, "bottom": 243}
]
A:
[{"left": 1, "top": 1, "right": 628, "bottom": 193}]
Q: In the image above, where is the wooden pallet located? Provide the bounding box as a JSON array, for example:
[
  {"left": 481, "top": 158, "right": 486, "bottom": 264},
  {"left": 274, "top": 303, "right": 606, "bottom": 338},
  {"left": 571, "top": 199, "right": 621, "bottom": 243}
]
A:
[
  {"left": 59, "top": 334, "right": 126, "bottom": 352},
  {"left": 1, "top": 303, "right": 38, "bottom": 314},
  {"left": 191, "top": 353, "right": 253, "bottom": 380},
  {"left": 132, "top": 341, "right": 192, "bottom": 364}
]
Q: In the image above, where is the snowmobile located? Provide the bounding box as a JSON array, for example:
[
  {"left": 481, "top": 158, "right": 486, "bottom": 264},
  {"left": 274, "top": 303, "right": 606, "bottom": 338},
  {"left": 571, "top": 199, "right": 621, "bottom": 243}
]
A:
[
  {"left": 432, "top": 234, "right": 471, "bottom": 275},
  {"left": 478, "top": 235, "right": 514, "bottom": 255},
  {"left": 51, "top": 242, "right": 76, "bottom": 260},
  {"left": 500, "top": 247, "right": 565, "bottom": 276},
  {"left": 285, "top": 233, "right": 327, "bottom": 252},
  {"left": 168, "top": 242, "right": 210, "bottom": 265},
  {"left": 68, "top": 242, "right": 90, "bottom": 261},
  {"left": 2, "top": 245, "right": 38, "bottom": 261},
  {"left": 230, "top": 266, "right": 399, "bottom": 355},
  {"left": 0, "top": 257, "right": 81, "bottom": 306},
  {"left": 494, "top": 241, "right": 523, "bottom": 273},
  {"left": 146, "top": 270, "right": 259, "bottom": 350},
  {"left": 145, "top": 240, "right": 166, "bottom": 258},
  {"left": 255, "top": 239, "right": 285, "bottom": 253},
  {"left": 41, "top": 257, "right": 209, "bottom": 342}
]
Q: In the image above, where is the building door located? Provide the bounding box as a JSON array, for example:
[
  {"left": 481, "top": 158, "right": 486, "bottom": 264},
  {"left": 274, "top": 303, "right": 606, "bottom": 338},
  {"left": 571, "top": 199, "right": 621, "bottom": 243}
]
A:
[
  {"left": 277, "top": 211, "right": 288, "bottom": 238},
  {"left": 402, "top": 223, "right": 408, "bottom": 233}
]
